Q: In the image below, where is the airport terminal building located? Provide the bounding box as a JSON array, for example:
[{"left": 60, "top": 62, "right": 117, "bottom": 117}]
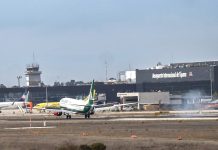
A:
[{"left": 136, "top": 61, "right": 218, "bottom": 95}]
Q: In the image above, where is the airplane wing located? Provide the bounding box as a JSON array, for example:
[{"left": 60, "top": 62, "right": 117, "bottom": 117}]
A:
[
  {"left": 0, "top": 102, "right": 14, "bottom": 109},
  {"left": 94, "top": 102, "right": 138, "bottom": 112},
  {"left": 113, "top": 102, "right": 138, "bottom": 107},
  {"left": 45, "top": 108, "right": 78, "bottom": 115},
  {"left": 94, "top": 102, "right": 137, "bottom": 107},
  {"left": 93, "top": 102, "right": 117, "bottom": 107}
]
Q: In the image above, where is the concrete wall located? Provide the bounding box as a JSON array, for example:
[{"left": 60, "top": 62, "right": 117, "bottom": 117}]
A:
[
  {"left": 139, "top": 92, "right": 170, "bottom": 104},
  {"left": 117, "top": 92, "right": 170, "bottom": 105}
]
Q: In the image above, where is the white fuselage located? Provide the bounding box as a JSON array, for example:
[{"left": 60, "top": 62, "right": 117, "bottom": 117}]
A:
[
  {"left": 0, "top": 101, "right": 25, "bottom": 109},
  {"left": 60, "top": 98, "right": 88, "bottom": 112}
]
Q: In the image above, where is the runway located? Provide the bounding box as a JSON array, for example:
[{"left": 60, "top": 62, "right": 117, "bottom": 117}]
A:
[
  {"left": 109, "top": 117, "right": 218, "bottom": 121},
  {"left": 0, "top": 111, "right": 218, "bottom": 150},
  {"left": 4, "top": 126, "right": 57, "bottom": 130},
  {"left": 1, "top": 109, "right": 218, "bottom": 121},
  {"left": 1, "top": 109, "right": 218, "bottom": 122}
]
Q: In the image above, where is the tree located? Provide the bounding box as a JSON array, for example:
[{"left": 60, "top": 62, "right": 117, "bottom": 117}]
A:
[
  {"left": 54, "top": 82, "right": 61, "bottom": 86},
  {"left": 0, "top": 84, "right": 6, "bottom": 88}
]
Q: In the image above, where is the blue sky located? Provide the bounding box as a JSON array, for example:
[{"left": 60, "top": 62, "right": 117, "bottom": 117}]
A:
[{"left": 0, "top": 0, "right": 218, "bottom": 86}]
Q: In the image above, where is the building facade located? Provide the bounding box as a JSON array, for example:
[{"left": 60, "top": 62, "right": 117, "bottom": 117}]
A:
[
  {"left": 136, "top": 61, "right": 218, "bottom": 97},
  {"left": 25, "top": 64, "right": 42, "bottom": 87},
  {"left": 0, "top": 61, "right": 218, "bottom": 104}
]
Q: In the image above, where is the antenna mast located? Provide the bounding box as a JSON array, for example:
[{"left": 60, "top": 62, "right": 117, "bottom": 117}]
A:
[
  {"left": 33, "top": 52, "right": 36, "bottom": 64},
  {"left": 105, "top": 61, "right": 108, "bottom": 81}
]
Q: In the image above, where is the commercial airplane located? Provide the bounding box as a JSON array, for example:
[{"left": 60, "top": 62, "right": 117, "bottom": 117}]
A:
[
  {"left": 51, "top": 80, "right": 95, "bottom": 119},
  {"left": 0, "top": 91, "right": 29, "bottom": 113},
  {"left": 50, "top": 80, "right": 138, "bottom": 119},
  {"left": 33, "top": 102, "right": 60, "bottom": 111}
]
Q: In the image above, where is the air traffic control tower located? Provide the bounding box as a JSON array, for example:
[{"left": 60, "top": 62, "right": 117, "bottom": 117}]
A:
[{"left": 25, "top": 63, "right": 42, "bottom": 87}]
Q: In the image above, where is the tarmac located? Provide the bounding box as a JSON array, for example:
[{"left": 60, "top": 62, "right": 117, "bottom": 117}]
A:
[{"left": 0, "top": 109, "right": 218, "bottom": 150}]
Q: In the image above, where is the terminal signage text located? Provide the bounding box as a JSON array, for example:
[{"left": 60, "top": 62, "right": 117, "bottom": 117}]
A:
[{"left": 152, "top": 72, "right": 188, "bottom": 79}]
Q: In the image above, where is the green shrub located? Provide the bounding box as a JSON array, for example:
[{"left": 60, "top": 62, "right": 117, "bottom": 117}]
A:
[
  {"left": 90, "top": 143, "right": 106, "bottom": 150},
  {"left": 56, "top": 142, "right": 106, "bottom": 150},
  {"left": 79, "top": 144, "right": 91, "bottom": 150}
]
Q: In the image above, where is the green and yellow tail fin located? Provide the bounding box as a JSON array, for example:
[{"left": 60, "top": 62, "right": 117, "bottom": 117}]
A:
[{"left": 86, "top": 80, "right": 95, "bottom": 105}]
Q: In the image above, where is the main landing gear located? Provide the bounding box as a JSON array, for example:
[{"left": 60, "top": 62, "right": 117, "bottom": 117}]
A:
[
  {"left": 85, "top": 114, "right": 90, "bottom": 119},
  {"left": 66, "top": 114, "right": 71, "bottom": 119}
]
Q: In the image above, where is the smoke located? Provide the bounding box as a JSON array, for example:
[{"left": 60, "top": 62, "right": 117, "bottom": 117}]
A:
[
  {"left": 183, "top": 90, "right": 202, "bottom": 103},
  {"left": 181, "top": 90, "right": 206, "bottom": 110},
  {"left": 168, "top": 90, "right": 209, "bottom": 117},
  {"left": 170, "top": 90, "right": 207, "bottom": 111}
]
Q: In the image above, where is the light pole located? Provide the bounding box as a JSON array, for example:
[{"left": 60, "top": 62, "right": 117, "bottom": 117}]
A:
[
  {"left": 209, "top": 67, "right": 213, "bottom": 100},
  {"left": 105, "top": 61, "right": 108, "bottom": 81},
  {"left": 17, "top": 76, "right": 22, "bottom": 87},
  {"left": 46, "top": 86, "right": 48, "bottom": 107}
]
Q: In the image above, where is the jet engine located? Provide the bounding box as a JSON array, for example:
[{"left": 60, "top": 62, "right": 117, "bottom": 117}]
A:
[{"left": 53, "top": 112, "right": 62, "bottom": 116}]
